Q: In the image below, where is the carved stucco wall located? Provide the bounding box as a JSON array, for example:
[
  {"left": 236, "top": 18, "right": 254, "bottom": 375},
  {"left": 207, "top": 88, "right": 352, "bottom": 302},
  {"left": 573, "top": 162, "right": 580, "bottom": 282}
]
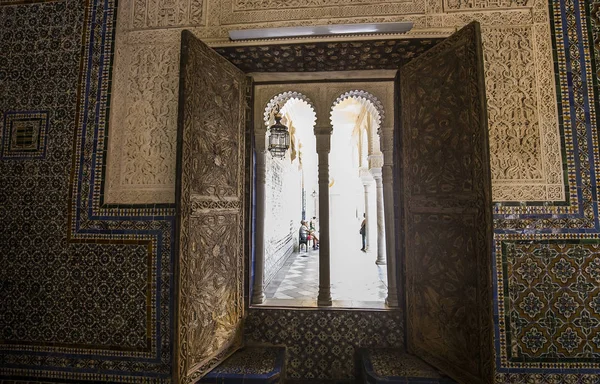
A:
[{"left": 105, "top": 0, "right": 562, "bottom": 204}]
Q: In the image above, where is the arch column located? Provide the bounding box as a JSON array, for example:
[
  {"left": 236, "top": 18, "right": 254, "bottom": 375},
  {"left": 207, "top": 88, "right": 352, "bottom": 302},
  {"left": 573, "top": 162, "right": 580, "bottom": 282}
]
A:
[
  {"left": 315, "top": 125, "right": 333, "bottom": 306},
  {"left": 359, "top": 169, "right": 372, "bottom": 251},
  {"left": 251, "top": 132, "right": 267, "bottom": 304},
  {"left": 370, "top": 166, "right": 386, "bottom": 265},
  {"left": 380, "top": 126, "right": 399, "bottom": 307}
]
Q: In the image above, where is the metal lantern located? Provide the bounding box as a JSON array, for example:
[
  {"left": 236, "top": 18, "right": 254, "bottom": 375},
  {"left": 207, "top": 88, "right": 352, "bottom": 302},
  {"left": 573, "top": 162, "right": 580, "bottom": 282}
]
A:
[{"left": 268, "top": 112, "right": 290, "bottom": 159}]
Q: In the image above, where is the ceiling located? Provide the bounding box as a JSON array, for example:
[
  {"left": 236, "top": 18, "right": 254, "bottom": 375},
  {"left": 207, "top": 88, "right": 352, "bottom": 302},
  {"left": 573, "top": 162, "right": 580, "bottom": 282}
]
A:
[{"left": 214, "top": 38, "right": 443, "bottom": 73}]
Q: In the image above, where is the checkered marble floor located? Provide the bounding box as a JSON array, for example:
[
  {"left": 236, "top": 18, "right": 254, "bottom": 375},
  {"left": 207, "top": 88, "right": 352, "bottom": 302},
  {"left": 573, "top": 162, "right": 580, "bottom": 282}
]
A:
[{"left": 264, "top": 245, "right": 388, "bottom": 303}]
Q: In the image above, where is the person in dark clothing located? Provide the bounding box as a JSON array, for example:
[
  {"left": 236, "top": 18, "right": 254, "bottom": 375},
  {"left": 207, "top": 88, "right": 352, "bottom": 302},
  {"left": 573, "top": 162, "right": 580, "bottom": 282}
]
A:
[{"left": 360, "top": 214, "right": 366, "bottom": 252}]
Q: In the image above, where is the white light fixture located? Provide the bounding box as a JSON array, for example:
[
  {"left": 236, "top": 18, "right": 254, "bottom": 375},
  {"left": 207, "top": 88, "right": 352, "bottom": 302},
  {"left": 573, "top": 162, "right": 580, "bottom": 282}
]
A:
[{"left": 229, "top": 22, "right": 414, "bottom": 41}]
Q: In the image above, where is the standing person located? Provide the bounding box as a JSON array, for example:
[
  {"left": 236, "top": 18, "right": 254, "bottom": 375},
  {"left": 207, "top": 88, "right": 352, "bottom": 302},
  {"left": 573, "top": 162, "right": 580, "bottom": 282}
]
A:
[{"left": 360, "top": 213, "right": 366, "bottom": 252}]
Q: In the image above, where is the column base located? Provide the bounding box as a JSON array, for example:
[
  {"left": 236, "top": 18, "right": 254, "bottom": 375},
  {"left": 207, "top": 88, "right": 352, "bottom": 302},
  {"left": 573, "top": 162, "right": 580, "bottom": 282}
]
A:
[
  {"left": 317, "top": 291, "right": 332, "bottom": 306},
  {"left": 385, "top": 293, "right": 400, "bottom": 308},
  {"left": 251, "top": 291, "right": 265, "bottom": 305}
]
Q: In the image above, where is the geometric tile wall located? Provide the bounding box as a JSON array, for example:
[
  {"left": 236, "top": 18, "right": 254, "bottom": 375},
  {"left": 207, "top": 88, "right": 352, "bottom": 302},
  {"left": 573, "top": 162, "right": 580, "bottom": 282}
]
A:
[
  {"left": 0, "top": 0, "right": 173, "bottom": 382},
  {"left": 2, "top": 0, "right": 600, "bottom": 383},
  {"left": 244, "top": 309, "right": 404, "bottom": 381},
  {"left": 495, "top": 0, "right": 600, "bottom": 381}
]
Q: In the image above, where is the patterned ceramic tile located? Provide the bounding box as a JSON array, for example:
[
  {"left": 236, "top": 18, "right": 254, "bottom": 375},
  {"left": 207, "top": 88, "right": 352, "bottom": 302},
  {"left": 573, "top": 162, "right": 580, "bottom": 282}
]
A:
[
  {"left": 200, "top": 346, "right": 285, "bottom": 381},
  {"left": 1, "top": 111, "right": 48, "bottom": 159},
  {"left": 360, "top": 349, "right": 456, "bottom": 383},
  {"left": 494, "top": 0, "right": 600, "bottom": 375},
  {"left": 0, "top": 0, "right": 174, "bottom": 382},
  {"left": 244, "top": 309, "right": 404, "bottom": 381}
]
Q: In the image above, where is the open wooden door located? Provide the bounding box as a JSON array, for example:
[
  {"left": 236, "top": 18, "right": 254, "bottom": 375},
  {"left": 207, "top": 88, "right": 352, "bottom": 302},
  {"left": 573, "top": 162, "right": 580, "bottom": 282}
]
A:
[
  {"left": 398, "top": 22, "right": 494, "bottom": 384},
  {"left": 175, "top": 30, "right": 248, "bottom": 384}
]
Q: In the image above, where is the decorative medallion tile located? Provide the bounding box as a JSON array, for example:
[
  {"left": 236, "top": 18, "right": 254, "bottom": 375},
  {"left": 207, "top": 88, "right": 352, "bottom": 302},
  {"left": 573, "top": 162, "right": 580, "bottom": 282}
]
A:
[{"left": 1, "top": 111, "right": 48, "bottom": 159}]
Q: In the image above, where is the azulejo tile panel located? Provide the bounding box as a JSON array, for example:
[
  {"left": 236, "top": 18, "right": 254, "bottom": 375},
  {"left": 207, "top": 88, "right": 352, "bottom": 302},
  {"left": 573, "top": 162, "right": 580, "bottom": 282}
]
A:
[
  {"left": 498, "top": 240, "right": 600, "bottom": 368},
  {"left": 0, "top": 0, "right": 62, "bottom": 5},
  {"left": 1, "top": 111, "right": 48, "bottom": 159},
  {"left": 244, "top": 309, "right": 404, "bottom": 380},
  {"left": 0, "top": 0, "right": 174, "bottom": 382},
  {"left": 493, "top": 0, "right": 600, "bottom": 376}
]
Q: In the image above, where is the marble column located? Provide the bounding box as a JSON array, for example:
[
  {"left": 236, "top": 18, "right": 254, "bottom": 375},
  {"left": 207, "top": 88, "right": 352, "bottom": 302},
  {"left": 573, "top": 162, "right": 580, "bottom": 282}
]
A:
[
  {"left": 251, "top": 134, "right": 267, "bottom": 305},
  {"left": 315, "top": 126, "right": 332, "bottom": 306},
  {"left": 380, "top": 126, "right": 399, "bottom": 308},
  {"left": 359, "top": 169, "right": 372, "bottom": 251},
  {"left": 370, "top": 167, "right": 386, "bottom": 265}
]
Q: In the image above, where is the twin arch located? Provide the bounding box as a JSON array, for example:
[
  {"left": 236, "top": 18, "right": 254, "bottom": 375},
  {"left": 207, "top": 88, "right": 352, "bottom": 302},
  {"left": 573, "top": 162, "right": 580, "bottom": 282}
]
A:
[{"left": 263, "top": 90, "right": 385, "bottom": 130}]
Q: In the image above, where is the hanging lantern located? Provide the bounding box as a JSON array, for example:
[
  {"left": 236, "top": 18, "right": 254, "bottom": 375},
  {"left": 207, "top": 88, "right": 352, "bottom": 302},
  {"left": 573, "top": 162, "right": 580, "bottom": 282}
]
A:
[{"left": 268, "top": 111, "right": 290, "bottom": 159}]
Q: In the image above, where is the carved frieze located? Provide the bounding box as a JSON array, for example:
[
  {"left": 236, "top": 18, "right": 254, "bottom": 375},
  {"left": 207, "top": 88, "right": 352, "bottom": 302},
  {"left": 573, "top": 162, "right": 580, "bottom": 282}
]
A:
[
  {"left": 220, "top": 0, "right": 426, "bottom": 25},
  {"left": 444, "top": 0, "right": 530, "bottom": 11},
  {"left": 124, "top": 0, "right": 206, "bottom": 30}
]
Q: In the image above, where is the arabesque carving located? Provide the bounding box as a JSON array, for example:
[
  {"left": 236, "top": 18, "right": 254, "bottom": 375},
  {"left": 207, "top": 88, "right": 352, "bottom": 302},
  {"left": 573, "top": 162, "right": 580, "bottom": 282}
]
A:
[
  {"left": 400, "top": 22, "right": 494, "bottom": 383},
  {"left": 483, "top": 24, "right": 563, "bottom": 201},
  {"left": 176, "top": 31, "right": 246, "bottom": 383},
  {"left": 484, "top": 27, "right": 542, "bottom": 180},
  {"left": 105, "top": 36, "right": 180, "bottom": 204},
  {"left": 444, "top": 0, "right": 529, "bottom": 10},
  {"left": 222, "top": 0, "right": 426, "bottom": 24},
  {"left": 131, "top": 0, "right": 205, "bottom": 29},
  {"left": 106, "top": 0, "right": 564, "bottom": 204}
]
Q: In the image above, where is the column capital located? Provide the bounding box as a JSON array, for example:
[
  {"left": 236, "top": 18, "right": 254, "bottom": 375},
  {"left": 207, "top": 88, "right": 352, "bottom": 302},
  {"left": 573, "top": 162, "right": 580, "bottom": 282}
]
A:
[
  {"left": 370, "top": 167, "right": 383, "bottom": 180},
  {"left": 368, "top": 153, "right": 384, "bottom": 169},
  {"left": 359, "top": 168, "right": 373, "bottom": 184}
]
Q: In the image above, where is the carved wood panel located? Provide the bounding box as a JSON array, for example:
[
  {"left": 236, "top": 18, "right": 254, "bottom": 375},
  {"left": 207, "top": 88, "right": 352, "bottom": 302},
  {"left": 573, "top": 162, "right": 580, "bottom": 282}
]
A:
[
  {"left": 175, "top": 30, "right": 247, "bottom": 384},
  {"left": 400, "top": 22, "right": 494, "bottom": 383}
]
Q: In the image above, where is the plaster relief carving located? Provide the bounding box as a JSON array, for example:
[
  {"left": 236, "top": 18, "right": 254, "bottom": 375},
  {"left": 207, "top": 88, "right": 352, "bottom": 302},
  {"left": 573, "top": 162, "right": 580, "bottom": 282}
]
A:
[
  {"left": 106, "top": 0, "right": 565, "bottom": 204},
  {"left": 105, "top": 35, "right": 180, "bottom": 204},
  {"left": 221, "top": 0, "right": 426, "bottom": 25},
  {"left": 132, "top": 0, "right": 205, "bottom": 29},
  {"left": 234, "top": 0, "right": 403, "bottom": 10},
  {"left": 484, "top": 27, "right": 542, "bottom": 181},
  {"left": 444, "top": 0, "right": 529, "bottom": 10},
  {"left": 123, "top": 44, "right": 179, "bottom": 185},
  {"left": 483, "top": 24, "right": 563, "bottom": 201}
]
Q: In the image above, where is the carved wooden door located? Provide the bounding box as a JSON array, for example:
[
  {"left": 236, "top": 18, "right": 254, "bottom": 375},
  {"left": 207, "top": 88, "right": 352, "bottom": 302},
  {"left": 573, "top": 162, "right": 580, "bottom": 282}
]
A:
[
  {"left": 398, "top": 22, "right": 494, "bottom": 384},
  {"left": 175, "top": 30, "right": 248, "bottom": 384}
]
